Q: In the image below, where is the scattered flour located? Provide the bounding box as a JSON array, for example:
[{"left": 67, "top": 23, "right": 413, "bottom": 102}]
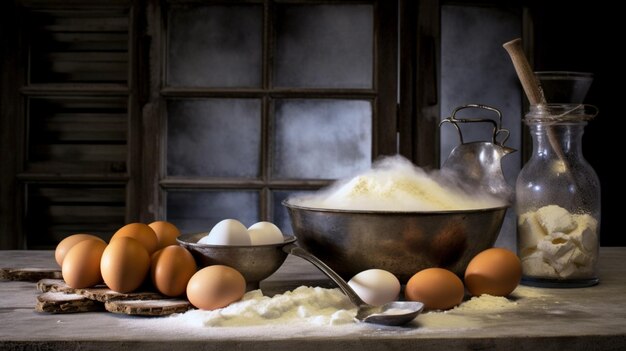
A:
[
  {"left": 162, "top": 286, "right": 524, "bottom": 331},
  {"left": 452, "top": 294, "right": 518, "bottom": 312},
  {"left": 168, "top": 286, "right": 357, "bottom": 327},
  {"left": 510, "top": 285, "right": 549, "bottom": 299},
  {"left": 290, "top": 155, "right": 504, "bottom": 212},
  {"left": 133, "top": 285, "right": 555, "bottom": 339},
  {"left": 416, "top": 294, "right": 518, "bottom": 331}
]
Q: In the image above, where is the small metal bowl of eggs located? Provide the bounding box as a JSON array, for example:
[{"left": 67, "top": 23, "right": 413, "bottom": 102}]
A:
[{"left": 177, "top": 220, "right": 296, "bottom": 290}]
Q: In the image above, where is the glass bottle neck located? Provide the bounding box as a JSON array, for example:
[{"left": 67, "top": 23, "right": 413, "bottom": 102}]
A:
[{"left": 529, "top": 122, "right": 586, "bottom": 157}]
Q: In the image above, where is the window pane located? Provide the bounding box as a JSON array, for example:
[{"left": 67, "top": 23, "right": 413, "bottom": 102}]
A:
[
  {"left": 272, "top": 190, "right": 317, "bottom": 235},
  {"left": 167, "top": 5, "right": 262, "bottom": 87},
  {"left": 440, "top": 5, "right": 522, "bottom": 250},
  {"left": 274, "top": 4, "right": 373, "bottom": 88},
  {"left": 167, "top": 99, "right": 261, "bottom": 178},
  {"left": 166, "top": 190, "right": 259, "bottom": 234},
  {"left": 272, "top": 99, "right": 372, "bottom": 179}
]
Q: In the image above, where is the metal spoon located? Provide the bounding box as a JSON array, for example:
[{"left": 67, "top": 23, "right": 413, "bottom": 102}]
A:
[{"left": 283, "top": 243, "right": 424, "bottom": 326}]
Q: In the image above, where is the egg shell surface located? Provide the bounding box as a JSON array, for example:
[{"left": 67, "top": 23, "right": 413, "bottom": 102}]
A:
[
  {"left": 464, "top": 247, "right": 522, "bottom": 297},
  {"left": 348, "top": 269, "right": 401, "bottom": 306},
  {"left": 55, "top": 234, "right": 105, "bottom": 267},
  {"left": 405, "top": 268, "right": 464, "bottom": 310},
  {"left": 62, "top": 239, "right": 107, "bottom": 288},
  {"left": 248, "top": 221, "right": 284, "bottom": 245},
  {"left": 111, "top": 223, "right": 159, "bottom": 254},
  {"left": 149, "top": 221, "right": 181, "bottom": 249},
  {"left": 101, "top": 236, "right": 151, "bottom": 293},
  {"left": 186, "top": 265, "right": 246, "bottom": 310},
  {"left": 151, "top": 245, "right": 197, "bottom": 297},
  {"left": 199, "top": 219, "right": 251, "bottom": 246}
]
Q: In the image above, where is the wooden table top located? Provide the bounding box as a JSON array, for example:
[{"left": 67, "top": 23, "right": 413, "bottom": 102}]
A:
[{"left": 1, "top": 248, "right": 625, "bottom": 351}]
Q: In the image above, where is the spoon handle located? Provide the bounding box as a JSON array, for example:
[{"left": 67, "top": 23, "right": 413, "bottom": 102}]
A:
[
  {"left": 503, "top": 38, "right": 576, "bottom": 186},
  {"left": 502, "top": 38, "right": 545, "bottom": 105},
  {"left": 282, "top": 243, "right": 367, "bottom": 307}
]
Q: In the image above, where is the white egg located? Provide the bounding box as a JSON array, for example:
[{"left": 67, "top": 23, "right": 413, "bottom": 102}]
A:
[
  {"left": 348, "top": 269, "right": 401, "bottom": 306},
  {"left": 198, "top": 219, "right": 251, "bottom": 246},
  {"left": 248, "top": 221, "right": 284, "bottom": 245}
]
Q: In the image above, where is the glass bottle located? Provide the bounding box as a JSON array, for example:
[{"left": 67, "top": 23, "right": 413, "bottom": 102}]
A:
[
  {"left": 516, "top": 71, "right": 600, "bottom": 288},
  {"left": 516, "top": 103, "right": 600, "bottom": 287}
]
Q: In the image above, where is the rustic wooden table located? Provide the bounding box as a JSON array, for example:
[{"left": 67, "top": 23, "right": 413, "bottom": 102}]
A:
[{"left": 1, "top": 248, "right": 625, "bottom": 350}]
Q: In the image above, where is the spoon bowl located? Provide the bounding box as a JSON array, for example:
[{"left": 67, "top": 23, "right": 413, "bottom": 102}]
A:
[{"left": 356, "top": 301, "right": 425, "bottom": 325}]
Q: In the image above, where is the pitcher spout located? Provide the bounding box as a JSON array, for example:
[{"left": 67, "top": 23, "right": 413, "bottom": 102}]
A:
[{"left": 499, "top": 146, "right": 516, "bottom": 156}]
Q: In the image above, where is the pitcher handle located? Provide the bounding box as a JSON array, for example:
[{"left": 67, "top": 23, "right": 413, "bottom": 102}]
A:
[{"left": 439, "top": 104, "right": 510, "bottom": 146}]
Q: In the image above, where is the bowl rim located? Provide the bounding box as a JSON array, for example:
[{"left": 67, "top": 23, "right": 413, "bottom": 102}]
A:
[
  {"left": 177, "top": 233, "right": 297, "bottom": 248},
  {"left": 282, "top": 199, "right": 509, "bottom": 214}
]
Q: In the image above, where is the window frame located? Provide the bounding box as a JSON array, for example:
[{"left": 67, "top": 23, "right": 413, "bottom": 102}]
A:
[
  {"left": 139, "top": 0, "right": 399, "bottom": 224},
  {"left": 0, "top": 0, "right": 140, "bottom": 249}
]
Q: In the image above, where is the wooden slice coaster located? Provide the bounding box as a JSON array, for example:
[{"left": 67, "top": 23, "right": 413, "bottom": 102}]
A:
[
  {"left": 79, "top": 287, "right": 165, "bottom": 303},
  {"left": 35, "top": 292, "right": 104, "bottom": 314},
  {"left": 34, "top": 279, "right": 191, "bottom": 315},
  {"left": 37, "top": 279, "right": 74, "bottom": 293},
  {"left": 36, "top": 279, "right": 164, "bottom": 302},
  {"left": 105, "top": 299, "right": 193, "bottom": 316},
  {"left": 1, "top": 268, "right": 62, "bottom": 282}
]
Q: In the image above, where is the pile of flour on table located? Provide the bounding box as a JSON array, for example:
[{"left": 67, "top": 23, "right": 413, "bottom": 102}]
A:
[{"left": 169, "top": 286, "right": 357, "bottom": 327}]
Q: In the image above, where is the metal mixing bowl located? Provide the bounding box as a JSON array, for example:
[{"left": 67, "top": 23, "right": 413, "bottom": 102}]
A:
[
  {"left": 177, "top": 233, "right": 296, "bottom": 290},
  {"left": 283, "top": 200, "right": 508, "bottom": 282}
]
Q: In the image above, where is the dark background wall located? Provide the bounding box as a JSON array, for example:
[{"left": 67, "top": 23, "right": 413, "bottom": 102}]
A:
[
  {"left": 0, "top": 1, "right": 622, "bottom": 248},
  {"left": 532, "top": 2, "right": 621, "bottom": 246}
]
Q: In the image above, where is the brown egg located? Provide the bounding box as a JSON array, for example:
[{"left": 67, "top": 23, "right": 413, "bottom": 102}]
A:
[
  {"left": 100, "top": 236, "right": 150, "bottom": 293},
  {"left": 186, "top": 265, "right": 246, "bottom": 310},
  {"left": 151, "top": 245, "right": 197, "bottom": 297},
  {"left": 55, "top": 234, "right": 105, "bottom": 267},
  {"left": 464, "top": 247, "right": 522, "bottom": 297},
  {"left": 405, "top": 268, "right": 464, "bottom": 310},
  {"left": 111, "top": 223, "right": 158, "bottom": 254},
  {"left": 149, "top": 221, "right": 181, "bottom": 249},
  {"left": 62, "top": 239, "right": 107, "bottom": 288}
]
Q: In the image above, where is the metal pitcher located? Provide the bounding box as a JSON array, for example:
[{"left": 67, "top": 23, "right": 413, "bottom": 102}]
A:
[{"left": 439, "top": 104, "right": 516, "bottom": 201}]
